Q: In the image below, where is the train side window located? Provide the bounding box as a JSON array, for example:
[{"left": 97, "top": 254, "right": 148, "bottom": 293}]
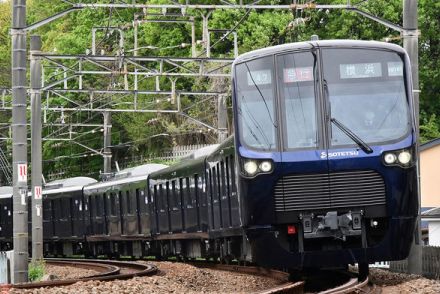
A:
[
  {"left": 110, "top": 193, "right": 117, "bottom": 216},
  {"left": 229, "top": 155, "right": 236, "bottom": 193},
  {"left": 212, "top": 167, "right": 218, "bottom": 202},
  {"left": 220, "top": 161, "right": 226, "bottom": 198},
  {"left": 186, "top": 177, "right": 192, "bottom": 207},
  {"left": 135, "top": 188, "right": 142, "bottom": 213},
  {"left": 171, "top": 180, "right": 178, "bottom": 209},
  {"left": 153, "top": 185, "right": 158, "bottom": 207},
  {"left": 225, "top": 157, "right": 231, "bottom": 195},
  {"left": 126, "top": 190, "right": 132, "bottom": 214},
  {"left": 158, "top": 184, "right": 164, "bottom": 211},
  {"left": 43, "top": 200, "right": 51, "bottom": 221},
  {"left": 96, "top": 194, "right": 104, "bottom": 217}
]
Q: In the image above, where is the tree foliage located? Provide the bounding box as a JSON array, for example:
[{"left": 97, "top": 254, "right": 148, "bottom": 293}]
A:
[{"left": 0, "top": 0, "right": 438, "bottom": 179}]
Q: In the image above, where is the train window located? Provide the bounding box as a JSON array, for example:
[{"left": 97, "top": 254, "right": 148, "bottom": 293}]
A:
[
  {"left": 153, "top": 185, "right": 158, "bottom": 206},
  {"left": 212, "top": 167, "right": 218, "bottom": 202},
  {"left": 179, "top": 178, "right": 184, "bottom": 209},
  {"left": 43, "top": 200, "right": 51, "bottom": 221},
  {"left": 126, "top": 191, "right": 132, "bottom": 214},
  {"left": 188, "top": 177, "right": 194, "bottom": 207},
  {"left": 158, "top": 184, "right": 164, "bottom": 211},
  {"left": 225, "top": 157, "right": 231, "bottom": 195},
  {"left": 135, "top": 188, "right": 141, "bottom": 213},
  {"left": 96, "top": 195, "right": 104, "bottom": 217},
  {"left": 322, "top": 48, "right": 410, "bottom": 146},
  {"left": 110, "top": 193, "right": 117, "bottom": 216},
  {"left": 276, "top": 52, "right": 318, "bottom": 150},
  {"left": 171, "top": 180, "right": 178, "bottom": 209},
  {"left": 216, "top": 163, "right": 222, "bottom": 201},
  {"left": 220, "top": 161, "right": 226, "bottom": 198},
  {"left": 229, "top": 155, "right": 236, "bottom": 194},
  {"left": 235, "top": 56, "right": 277, "bottom": 151}
]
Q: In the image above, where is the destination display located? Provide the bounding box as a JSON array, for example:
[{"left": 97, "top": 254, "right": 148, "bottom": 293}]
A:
[
  {"left": 387, "top": 61, "right": 404, "bottom": 76},
  {"left": 283, "top": 67, "right": 314, "bottom": 83},
  {"left": 340, "top": 62, "right": 382, "bottom": 79},
  {"left": 247, "top": 69, "right": 272, "bottom": 86}
]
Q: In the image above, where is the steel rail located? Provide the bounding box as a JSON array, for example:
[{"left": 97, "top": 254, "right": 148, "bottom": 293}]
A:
[{"left": 10, "top": 258, "right": 157, "bottom": 289}]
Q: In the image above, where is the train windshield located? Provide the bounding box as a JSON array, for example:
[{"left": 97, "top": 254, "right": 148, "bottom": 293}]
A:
[
  {"left": 235, "top": 56, "right": 277, "bottom": 151},
  {"left": 276, "top": 52, "right": 318, "bottom": 150},
  {"left": 322, "top": 49, "right": 410, "bottom": 147}
]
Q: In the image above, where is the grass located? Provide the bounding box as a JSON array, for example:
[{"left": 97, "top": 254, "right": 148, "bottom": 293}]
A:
[{"left": 28, "top": 260, "right": 45, "bottom": 282}]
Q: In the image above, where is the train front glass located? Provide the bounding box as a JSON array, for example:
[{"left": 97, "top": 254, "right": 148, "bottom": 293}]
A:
[{"left": 234, "top": 48, "right": 410, "bottom": 153}]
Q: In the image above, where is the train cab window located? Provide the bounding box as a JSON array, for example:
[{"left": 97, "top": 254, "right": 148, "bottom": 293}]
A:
[
  {"left": 276, "top": 52, "right": 318, "bottom": 150},
  {"left": 235, "top": 56, "right": 277, "bottom": 151},
  {"left": 225, "top": 157, "right": 231, "bottom": 195},
  {"left": 322, "top": 49, "right": 410, "bottom": 146}
]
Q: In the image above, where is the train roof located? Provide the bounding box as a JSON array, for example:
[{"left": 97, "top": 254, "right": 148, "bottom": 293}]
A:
[
  {"left": 233, "top": 40, "right": 406, "bottom": 65},
  {"left": 0, "top": 186, "right": 12, "bottom": 199},
  {"left": 43, "top": 176, "right": 98, "bottom": 195},
  {"left": 181, "top": 144, "right": 219, "bottom": 161},
  {"left": 84, "top": 163, "right": 168, "bottom": 191}
]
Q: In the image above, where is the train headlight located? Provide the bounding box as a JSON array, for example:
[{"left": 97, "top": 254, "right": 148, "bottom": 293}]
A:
[
  {"left": 382, "top": 148, "right": 414, "bottom": 168},
  {"left": 398, "top": 151, "right": 411, "bottom": 165},
  {"left": 243, "top": 160, "right": 258, "bottom": 176},
  {"left": 259, "top": 161, "right": 273, "bottom": 173},
  {"left": 384, "top": 153, "right": 397, "bottom": 164}
]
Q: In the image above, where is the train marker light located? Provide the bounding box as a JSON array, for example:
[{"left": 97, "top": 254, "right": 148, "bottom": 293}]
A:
[
  {"left": 244, "top": 160, "right": 258, "bottom": 175},
  {"left": 384, "top": 153, "right": 397, "bottom": 164},
  {"left": 287, "top": 225, "right": 296, "bottom": 235},
  {"left": 398, "top": 151, "right": 411, "bottom": 165},
  {"left": 259, "top": 161, "right": 272, "bottom": 172}
]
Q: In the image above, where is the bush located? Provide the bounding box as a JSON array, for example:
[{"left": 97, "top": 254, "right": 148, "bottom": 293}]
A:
[{"left": 28, "top": 260, "right": 45, "bottom": 282}]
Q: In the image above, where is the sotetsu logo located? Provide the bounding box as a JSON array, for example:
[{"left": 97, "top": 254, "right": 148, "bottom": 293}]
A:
[{"left": 320, "top": 150, "right": 360, "bottom": 159}]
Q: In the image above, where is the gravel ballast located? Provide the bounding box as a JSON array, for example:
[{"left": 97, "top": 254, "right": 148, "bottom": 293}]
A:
[
  {"left": 370, "top": 268, "right": 440, "bottom": 294},
  {"left": 11, "top": 261, "right": 282, "bottom": 294}
]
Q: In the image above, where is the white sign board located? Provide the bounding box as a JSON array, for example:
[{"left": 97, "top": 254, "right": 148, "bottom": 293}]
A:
[
  {"left": 17, "top": 163, "right": 27, "bottom": 183},
  {"left": 34, "top": 186, "right": 42, "bottom": 200}
]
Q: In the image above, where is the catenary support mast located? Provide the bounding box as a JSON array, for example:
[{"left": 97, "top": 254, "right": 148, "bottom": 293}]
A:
[
  {"left": 403, "top": 0, "right": 422, "bottom": 275},
  {"left": 11, "top": 0, "right": 28, "bottom": 283},
  {"left": 30, "top": 35, "right": 43, "bottom": 261}
]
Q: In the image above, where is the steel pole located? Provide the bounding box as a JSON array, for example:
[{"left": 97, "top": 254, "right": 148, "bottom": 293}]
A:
[
  {"left": 11, "top": 0, "right": 28, "bottom": 283},
  {"left": 103, "top": 111, "right": 112, "bottom": 178},
  {"left": 217, "top": 95, "right": 228, "bottom": 143},
  {"left": 30, "top": 35, "right": 43, "bottom": 261},
  {"left": 403, "top": 0, "right": 422, "bottom": 275}
]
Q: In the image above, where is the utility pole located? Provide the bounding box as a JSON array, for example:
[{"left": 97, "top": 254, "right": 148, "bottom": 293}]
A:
[
  {"left": 102, "top": 111, "right": 112, "bottom": 178},
  {"left": 30, "top": 35, "right": 43, "bottom": 261},
  {"left": 403, "top": 0, "right": 422, "bottom": 275},
  {"left": 11, "top": 0, "right": 28, "bottom": 283}
]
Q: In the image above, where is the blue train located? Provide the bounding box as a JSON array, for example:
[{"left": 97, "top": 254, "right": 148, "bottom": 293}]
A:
[{"left": 0, "top": 40, "right": 417, "bottom": 278}]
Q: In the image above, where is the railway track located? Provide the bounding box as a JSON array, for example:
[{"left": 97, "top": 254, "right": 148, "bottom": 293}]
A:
[
  {"left": 6, "top": 258, "right": 378, "bottom": 293},
  {"left": 10, "top": 258, "right": 157, "bottom": 290}
]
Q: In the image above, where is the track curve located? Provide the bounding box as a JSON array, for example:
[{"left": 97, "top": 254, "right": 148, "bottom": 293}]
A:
[{"left": 11, "top": 258, "right": 157, "bottom": 289}]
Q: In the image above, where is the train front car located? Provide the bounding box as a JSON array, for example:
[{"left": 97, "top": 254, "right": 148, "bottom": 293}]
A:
[{"left": 232, "top": 40, "right": 418, "bottom": 272}]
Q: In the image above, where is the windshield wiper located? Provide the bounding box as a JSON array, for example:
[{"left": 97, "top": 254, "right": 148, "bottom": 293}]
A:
[{"left": 330, "top": 117, "right": 373, "bottom": 154}]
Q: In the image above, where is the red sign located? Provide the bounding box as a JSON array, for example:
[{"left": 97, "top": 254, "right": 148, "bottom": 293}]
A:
[
  {"left": 284, "top": 67, "right": 313, "bottom": 83},
  {"left": 34, "top": 186, "right": 42, "bottom": 200},
  {"left": 17, "top": 163, "right": 27, "bottom": 183}
]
